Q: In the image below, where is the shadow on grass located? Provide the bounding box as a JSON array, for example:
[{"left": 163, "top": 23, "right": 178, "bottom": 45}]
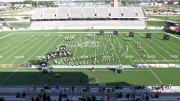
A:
[
  {"left": 29, "top": 59, "right": 41, "bottom": 65},
  {"left": 0, "top": 71, "right": 133, "bottom": 86},
  {"left": 0, "top": 72, "right": 89, "bottom": 86}
]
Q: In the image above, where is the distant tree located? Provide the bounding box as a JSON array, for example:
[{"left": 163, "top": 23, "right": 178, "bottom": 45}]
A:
[
  {"left": 23, "top": 0, "right": 37, "bottom": 7},
  {"left": 122, "top": 1, "right": 126, "bottom": 6},
  {"left": 38, "top": 1, "right": 56, "bottom": 7}
]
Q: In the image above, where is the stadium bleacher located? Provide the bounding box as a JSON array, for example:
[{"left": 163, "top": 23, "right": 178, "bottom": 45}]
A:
[
  {"left": 30, "top": 20, "right": 146, "bottom": 30},
  {"left": 0, "top": 85, "right": 180, "bottom": 101},
  {"left": 30, "top": 7, "right": 147, "bottom": 30},
  {"left": 0, "top": 22, "right": 13, "bottom": 31}
]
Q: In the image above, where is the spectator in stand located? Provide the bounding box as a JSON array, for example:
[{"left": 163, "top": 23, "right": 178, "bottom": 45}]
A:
[
  {"left": 22, "top": 91, "right": 26, "bottom": 98},
  {"left": 35, "top": 96, "right": 40, "bottom": 101},
  {"left": 0, "top": 97, "right": 4, "bottom": 101},
  {"left": 16, "top": 92, "right": 20, "bottom": 98},
  {"left": 31, "top": 97, "right": 34, "bottom": 101}
]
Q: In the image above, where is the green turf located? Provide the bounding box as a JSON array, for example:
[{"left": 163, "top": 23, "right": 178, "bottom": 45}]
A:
[
  {"left": 0, "top": 29, "right": 180, "bottom": 86},
  {"left": 150, "top": 16, "right": 180, "bottom": 22},
  {"left": 0, "top": 30, "right": 180, "bottom": 65},
  {"left": 0, "top": 68, "right": 180, "bottom": 86},
  {"left": 146, "top": 21, "right": 166, "bottom": 26}
]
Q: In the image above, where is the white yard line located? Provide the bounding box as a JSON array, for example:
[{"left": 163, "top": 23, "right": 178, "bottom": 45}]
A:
[
  {"left": 166, "top": 33, "right": 180, "bottom": 40},
  {"left": 22, "top": 35, "right": 54, "bottom": 64},
  {"left": 155, "top": 39, "right": 179, "bottom": 54},
  {"left": 0, "top": 35, "right": 31, "bottom": 53},
  {"left": 137, "top": 34, "right": 167, "bottom": 60},
  {"left": 149, "top": 68, "right": 163, "bottom": 84},
  {"left": 0, "top": 68, "right": 19, "bottom": 85},
  {"left": 129, "top": 43, "right": 163, "bottom": 84},
  {"left": 115, "top": 35, "right": 134, "bottom": 64},
  {"left": 166, "top": 41, "right": 180, "bottom": 49},
  {"left": 0, "top": 33, "right": 13, "bottom": 40},
  {"left": 20, "top": 36, "right": 53, "bottom": 64},
  {"left": 72, "top": 34, "right": 80, "bottom": 59},
  {"left": 0, "top": 36, "right": 34, "bottom": 63},
  {"left": 0, "top": 35, "right": 43, "bottom": 85},
  {"left": 100, "top": 35, "right": 109, "bottom": 65},
  {"left": 148, "top": 35, "right": 173, "bottom": 57},
  {"left": 94, "top": 33, "right": 97, "bottom": 64},
  {"left": 83, "top": 36, "right": 87, "bottom": 64},
  {"left": 108, "top": 35, "right": 121, "bottom": 64},
  {"left": 1, "top": 35, "right": 40, "bottom": 63},
  {"left": 0, "top": 34, "right": 22, "bottom": 48},
  {"left": 132, "top": 35, "right": 163, "bottom": 84},
  {"left": 153, "top": 33, "right": 180, "bottom": 54},
  {"left": 42, "top": 34, "right": 60, "bottom": 55},
  {"left": 0, "top": 34, "right": 27, "bottom": 52}
]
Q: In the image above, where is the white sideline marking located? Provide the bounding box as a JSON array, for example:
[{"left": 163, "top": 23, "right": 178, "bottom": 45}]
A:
[
  {"left": 0, "top": 33, "right": 13, "bottom": 40},
  {"left": 36, "top": 56, "right": 45, "bottom": 59},
  {"left": 15, "top": 56, "right": 24, "bottom": 59},
  {"left": 152, "top": 33, "right": 179, "bottom": 55},
  {"left": 1, "top": 36, "right": 37, "bottom": 63},
  {"left": 166, "top": 33, "right": 180, "bottom": 40},
  {"left": 148, "top": 68, "right": 163, "bottom": 84},
  {"left": 22, "top": 34, "right": 54, "bottom": 64},
  {"left": 139, "top": 43, "right": 164, "bottom": 84},
  {"left": 129, "top": 36, "right": 163, "bottom": 84},
  {"left": 53, "top": 69, "right": 151, "bottom": 72},
  {"left": 0, "top": 68, "right": 19, "bottom": 85}
]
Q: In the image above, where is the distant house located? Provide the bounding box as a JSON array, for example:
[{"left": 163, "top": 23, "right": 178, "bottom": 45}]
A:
[
  {"left": 0, "top": 6, "right": 10, "bottom": 11},
  {"left": 13, "top": 4, "right": 32, "bottom": 9}
]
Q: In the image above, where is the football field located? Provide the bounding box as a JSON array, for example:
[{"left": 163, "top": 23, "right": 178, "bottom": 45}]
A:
[
  {"left": 0, "top": 29, "right": 180, "bottom": 65},
  {"left": 0, "top": 29, "right": 180, "bottom": 86}
]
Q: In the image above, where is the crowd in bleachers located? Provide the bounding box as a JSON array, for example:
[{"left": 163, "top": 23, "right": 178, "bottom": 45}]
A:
[{"left": 0, "top": 84, "right": 180, "bottom": 101}]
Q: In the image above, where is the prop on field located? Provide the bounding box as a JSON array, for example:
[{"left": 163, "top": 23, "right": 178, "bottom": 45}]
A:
[
  {"left": 163, "top": 34, "right": 170, "bottom": 40},
  {"left": 142, "top": 50, "right": 147, "bottom": 58},
  {"left": 114, "top": 65, "right": 124, "bottom": 73},
  {"left": 91, "top": 67, "right": 95, "bottom": 71},
  {"left": 112, "top": 30, "right": 118, "bottom": 36},
  {"left": 89, "top": 77, "right": 98, "bottom": 82},
  {"left": 129, "top": 32, "right": 135, "bottom": 37},
  {"left": 99, "top": 30, "right": 104, "bottom": 35},
  {"left": 39, "top": 58, "right": 48, "bottom": 67},
  {"left": 145, "top": 33, "right": 152, "bottom": 39}
]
